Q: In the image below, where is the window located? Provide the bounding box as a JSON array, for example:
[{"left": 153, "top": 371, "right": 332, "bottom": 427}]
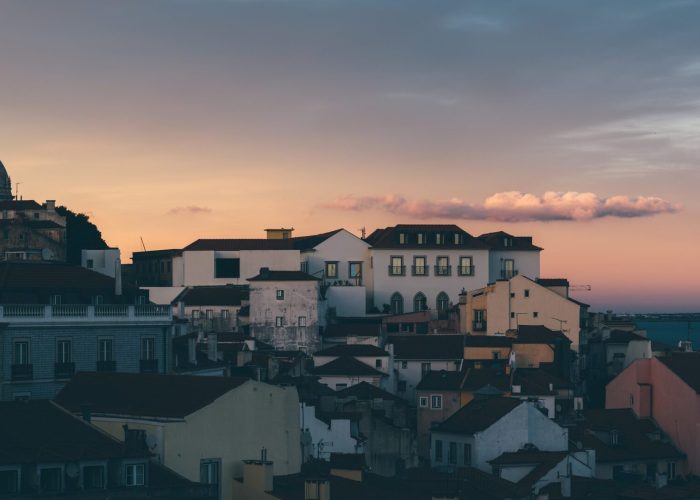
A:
[
  {"left": 501, "top": 259, "right": 516, "bottom": 279},
  {"left": 221, "top": 309, "right": 230, "bottom": 320},
  {"left": 510, "top": 312, "right": 515, "bottom": 319},
  {"left": 13, "top": 341, "right": 30, "bottom": 365},
  {"left": 412, "top": 256, "right": 427, "bottom": 276},
  {"left": 86, "top": 259, "right": 94, "bottom": 269},
  {"left": 349, "top": 262, "right": 362, "bottom": 283},
  {"left": 437, "top": 292, "right": 450, "bottom": 319},
  {"left": 419, "top": 396, "right": 428, "bottom": 407},
  {"left": 421, "top": 362, "right": 431, "bottom": 376},
  {"left": 56, "top": 340, "right": 72, "bottom": 363},
  {"left": 398, "top": 381, "right": 407, "bottom": 393},
  {"left": 458, "top": 256, "right": 473, "bottom": 276},
  {"left": 192, "top": 310, "right": 201, "bottom": 320},
  {"left": 40, "top": 467, "right": 62, "bottom": 493},
  {"left": 401, "top": 361, "right": 408, "bottom": 369},
  {"left": 448, "top": 442, "right": 457, "bottom": 465},
  {"left": 533, "top": 311, "right": 539, "bottom": 318},
  {"left": 325, "top": 261, "right": 338, "bottom": 278},
  {"left": 492, "top": 351, "right": 500, "bottom": 360},
  {"left": 275, "top": 317, "right": 284, "bottom": 327},
  {"left": 390, "top": 292, "right": 404, "bottom": 314},
  {"left": 389, "top": 256, "right": 404, "bottom": 276},
  {"left": 214, "top": 258, "right": 240, "bottom": 278},
  {"left": 135, "top": 295, "right": 147, "bottom": 305},
  {"left": 417, "top": 233, "right": 425, "bottom": 245},
  {"left": 83, "top": 465, "right": 105, "bottom": 489},
  {"left": 399, "top": 233, "right": 406, "bottom": 244},
  {"left": 141, "top": 338, "right": 155, "bottom": 360},
  {"left": 463, "top": 444, "right": 472, "bottom": 466},
  {"left": 413, "top": 292, "right": 427, "bottom": 312},
  {"left": 667, "top": 461, "right": 676, "bottom": 481},
  {"left": 276, "top": 289, "right": 285, "bottom": 300},
  {"left": 524, "top": 289, "right": 530, "bottom": 298},
  {"left": 503, "top": 237, "right": 513, "bottom": 247},
  {"left": 205, "top": 309, "right": 214, "bottom": 320},
  {"left": 454, "top": 233, "right": 461, "bottom": 245},
  {"left": 0, "top": 469, "right": 19, "bottom": 494},
  {"left": 375, "top": 359, "right": 382, "bottom": 368},
  {"left": 298, "top": 316, "right": 307, "bottom": 327},
  {"left": 610, "top": 430, "right": 619, "bottom": 446},
  {"left": 93, "top": 295, "right": 104, "bottom": 305},
  {"left": 434, "top": 440, "right": 443, "bottom": 463},
  {"left": 335, "top": 383, "right": 348, "bottom": 390},
  {"left": 98, "top": 339, "right": 113, "bottom": 362},
  {"left": 125, "top": 463, "right": 146, "bottom": 487},
  {"left": 435, "top": 256, "right": 450, "bottom": 276},
  {"left": 50, "top": 294, "right": 62, "bottom": 305},
  {"left": 435, "top": 233, "right": 444, "bottom": 245},
  {"left": 431, "top": 395, "right": 443, "bottom": 409},
  {"left": 300, "top": 261, "right": 308, "bottom": 273}
]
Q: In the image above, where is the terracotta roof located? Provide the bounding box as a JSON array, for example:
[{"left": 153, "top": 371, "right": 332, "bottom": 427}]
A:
[
  {"left": 248, "top": 270, "right": 320, "bottom": 281},
  {"left": 173, "top": 285, "right": 249, "bottom": 306},
  {"left": 312, "top": 357, "right": 385, "bottom": 377},
  {"left": 0, "top": 400, "right": 147, "bottom": 465},
  {"left": 364, "top": 224, "right": 488, "bottom": 250},
  {"left": 315, "top": 344, "right": 389, "bottom": 357},
  {"left": 56, "top": 372, "right": 248, "bottom": 419},
  {"left": 515, "top": 325, "right": 571, "bottom": 344},
  {"left": 435, "top": 397, "right": 523, "bottom": 435},
  {"left": 389, "top": 334, "right": 465, "bottom": 360},
  {"left": 0, "top": 261, "right": 115, "bottom": 290},
  {"left": 477, "top": 231, "right": 543, "bottom": 251},
  {"left": 659, "top": 353, "right": 700, "bottom": 393}
]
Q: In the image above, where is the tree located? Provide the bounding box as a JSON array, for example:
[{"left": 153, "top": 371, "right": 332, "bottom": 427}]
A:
[{"left": 55, "top": 206, "right": 109, "bottom": 264}]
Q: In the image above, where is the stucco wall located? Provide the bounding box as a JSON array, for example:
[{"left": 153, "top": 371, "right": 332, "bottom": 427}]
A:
[
  {"left": 394, "top": 359, "right": 460, "bottom": 403},
  {"left": 488, "top": 250, "right": 540, "bottom": 282},
  {"left": 181, "top": 250, "right": 300, "bottom": 286}
]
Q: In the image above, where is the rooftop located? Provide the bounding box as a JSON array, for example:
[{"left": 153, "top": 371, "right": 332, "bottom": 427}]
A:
[
  {"left": 515, "top": 325, "right": 572, "bottom": 344},
  {"left": 315, "top": 344, "right": 389, "bottom": 357},
  {"left": 477, "top": 231, "right": 543, "bottom": 251},
  {"left": 0, "top": 261, "right": 116, "bottom": 290},
  {"left": 435, "top": 397, "right": 523, "bottom": 435},
  {"left": 312, "top": 357, "right": 385, "bottom": 377},
  {"left": 388, "top": 334, "right": 465, "bottom": 360},
  {"left": 248, "top": 269, "right": 320, "bottom": 282},
  {"left": 659, "top": 352, "right": 700, "bottom": 393},
  {"left": 364, "top": 224, "right": 488, "bottom": 250},
  {"left": 173, "top": 285, "right": 249, "bottom": 306},
  {"left": 335, "top": 381, "right": 405, "bottom": 403}
]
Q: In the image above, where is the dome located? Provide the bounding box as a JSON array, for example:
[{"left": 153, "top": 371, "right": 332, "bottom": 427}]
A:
[{"left": 0, "top": 160, "right": 13, "bottom": 201}]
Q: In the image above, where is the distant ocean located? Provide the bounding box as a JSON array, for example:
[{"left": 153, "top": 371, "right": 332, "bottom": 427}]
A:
[{"left": 635, "top": 319, "right": 700, "bottom": 350}]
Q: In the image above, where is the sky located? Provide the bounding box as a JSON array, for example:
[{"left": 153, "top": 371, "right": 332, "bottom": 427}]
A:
[{"left": 1, "top": 0, "right": 699, "bottom": 313}]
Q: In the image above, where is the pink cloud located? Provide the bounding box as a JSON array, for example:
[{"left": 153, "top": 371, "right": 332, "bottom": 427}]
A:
[
  {"left": 167, "top": 205, "right": 212, "bottom": 215},
  {"left": 321, "top": 191, "right": 681, "bottom": 222}
]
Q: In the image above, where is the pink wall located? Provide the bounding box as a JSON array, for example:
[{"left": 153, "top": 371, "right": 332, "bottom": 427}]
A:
[{"left": 607, "top": 358, "right": 699, "bottom": 475}]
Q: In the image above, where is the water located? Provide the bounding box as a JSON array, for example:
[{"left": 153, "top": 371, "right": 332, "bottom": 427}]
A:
[{"left": 635, "top": 319, "right": 700, "bottom": 350}]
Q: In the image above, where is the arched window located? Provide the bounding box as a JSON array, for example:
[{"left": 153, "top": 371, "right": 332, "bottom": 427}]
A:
[
  {"left": 436, "top": 292, "right": 450, "bottom": 319},
  {"left": 390, "top": 292, "right": 404, "bottom": 315},
  {"left": 413, "top": 292, "right": 427, "bottom": 312}
]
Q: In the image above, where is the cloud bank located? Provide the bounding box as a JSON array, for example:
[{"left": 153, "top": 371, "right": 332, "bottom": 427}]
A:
[
  {"left": 321, "top": 191, "right": 681, "bottom": 222},
  {"left": 167, "top": 205, "right": 212, "bottom": 215}
]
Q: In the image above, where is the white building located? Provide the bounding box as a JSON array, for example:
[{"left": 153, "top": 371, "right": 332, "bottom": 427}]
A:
[
  {"left": 477, "top": 231, "right": 542, "bottom": 282},
  {"left": 81, "top": 248, "right": 121, "bottom": 278}
]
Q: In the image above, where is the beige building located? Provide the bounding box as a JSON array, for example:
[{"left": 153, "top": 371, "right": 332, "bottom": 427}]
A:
[
  {"left": 56, "top": 372, "right": 301, "bottom": 500},
  {"left": 460, "top": 275, "right": 586, "bottom": 348}
]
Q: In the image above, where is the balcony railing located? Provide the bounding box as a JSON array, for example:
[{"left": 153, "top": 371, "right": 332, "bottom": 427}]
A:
[
  {"left": 140, "top": 359, "right": 159, "bottom": 373},
  {"left": 472, "top": 321, "right": 487, "bottom": 332},
  {"left": 411, "top": 266, "right": 428, "bottom": 276},
  {"left": 11, "top": 364, "right": 33, "bottom": 381},
  {"left": 54, "top": 362, "right": 76, "bottom": 379},
  {"left": 0, "top": 304, "right": 172, "bottom": 322},
  {"left": 457, "top": 265, "right": 475, "bottom": 276},
  {"left": 96, "top": 360, "right": 116, "bottom": 372},
  {"left": 388, "top": 265, "right": 406, "bottom": 276},
  {"left": 434, "top": 265, "right": 452, "bottom": 276},
  {"left": 500, "top": 269, "right": 519, "bottom": 280}
]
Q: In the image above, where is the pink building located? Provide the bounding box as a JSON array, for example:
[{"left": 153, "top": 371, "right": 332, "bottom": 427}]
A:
[{"left": 606, "top": 353, "right": 700, "bottom": 476}]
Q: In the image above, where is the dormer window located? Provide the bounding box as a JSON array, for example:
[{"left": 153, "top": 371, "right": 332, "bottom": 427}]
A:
[
  {"left": 436, "top": 233, "right": 444, "bottom": 245},
  {"left": 399, "top": 233, "right": 407, "bottom": 244},
  {"left": 610, "top": 430, "right": 620, "bottom": 446},
  {"left": 454, "top": 233, "right": 462, "bottom": 245},
  {"left": 504, "top": 237, "right": 514, "bottom": 247},
  {"left": 417, "top": 233, "right": 425, "bottom": 245}
]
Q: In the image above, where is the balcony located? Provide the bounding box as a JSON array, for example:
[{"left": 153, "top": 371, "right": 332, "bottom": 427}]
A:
[
  {"left": 11, "top": 364, "right": 33, "bottom": 381},
  {"left": 472, "top": 321, "right": 487, "bottom": 332},
  {"left": 0, "top": 304, "right": 172, "bottom": 324},
  {"left": 54, "top": 362, "right": 75, "bottom": 379},
  {"left": 140, "top": 359, "right": 159, "bottom": 373},
  {"left": 96, "top": 360, "right": 116, "bottom": 372},
  {"left": 500, "top": 269, "right": 518, "bottom": 280},
  {"left": 411, "top": 266, "right": 428, "bottom": 276},
  {"left": 388, "top": 265, "right": 406, "bottom": 276},
  {"left": 434, "top": 265, "right": 452, "bottom": 276},
  {"left": 457, "top": 265, "right": 475, "bottom": 276}
]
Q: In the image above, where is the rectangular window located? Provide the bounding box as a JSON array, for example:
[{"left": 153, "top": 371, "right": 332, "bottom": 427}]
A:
[
  {"left": 125, "top": 464, "right": 145, "bottom": 487},
  {"left": 0, "top": 469, "right": 19, "bottom": 494},
  {"left": 431, "top": 394, "right": 443, "bottom": 409},
  {"left": 417, "top": 233, "right": 425, "bottom": 245},
  {"left": 434, "top": 440, "right": 443, "bottom": 463},
  {"left": 206, "top": 309, "right": 214, "bottom": 319},
  {"left": 413, "top": 256, "right": 427, "bottom": 276},
  {"left": 40, "top": 467, "right": 62, "bottom": 493},
  {"left": 13, "top": 341, "right": 30, "bottom": 365},
  {"left": 93, "top": 295, "right": 104, "bottom": 305},
  {"left": 349, "top": 262, "right": 362, "bottom": 283},
  {"left": 192, "top": 310, "right": 201, "bottom": 320},
  {"left": 533, "top": 312, "right": 539, "bottom": 318},
  {"left": 401, "top": 361, "right": 408, "bottom": 369},
  {"left": 435, "top": 256, "right": 450, "bottom": 276},
  {"left": 458, "top": 256, "right": 474, "bottom": 276},
  {"left": 421, "top": 362, "right": 431, "bottom": 376},
  {"left": 501, "top": 259, "right": 516, "bottom": 279},
  {"left": 298, "top": 316, "right": 307, "bottom": 327},
  {"left": 276, "top": 289, "right": 285, "bottom": 300},
  {"left": 214, "top": 258, "right": 240, "bottom": 278},
  {"left": 463, "top": 444, "right": 472, "bottom": 466},
  {"left": 83, "top": 465, "right": 105, "bottom": 489},
  {"left": 524, "top": 289, "right": 530, "bottom": 298},
  {"left": 668, "top": 461, "right": 676, "bottom": 481},
  {"left": 453, "top": 233, "right": 461, "bottom": 245},
  {"left": 275, "top": 317, "right": 284, "bottom": 327},
  {"left": 448, "top": 442, "right": 457, "bottom": 465},
  {"left": 389, "top": 256, "right": 404, "bottom": 276},
  {"left": 375, "top": 359, "right": 382, "bottom": 368},
  {"left": 141, "top": 338, "right": 155, "bottom": 361},
  {"left": 325, "top": 261, "right": 338, "bottom": 278},
  {"left": 419, "top": 396, "right": 428, "bottom": 407},
  {"left": 50, "top": 294, "right": 62, "bottom": 305},
  {"left": 57, "top": 340, "right": 72, "bottom": 363},
  {"left": 86, "top": 259, "right": 94, "bottom": 269},
  {"left": 435, "top": 233, "right": 444, "bottom": 245},
  {"left": 98, "top": 339, "right": 113, "bottom": 362},
  {"left": 221, "top": 309, "right": 230, "bottom": 320},
  {"left": 399, "top": 233, "right": 406, "bottom": 244}
]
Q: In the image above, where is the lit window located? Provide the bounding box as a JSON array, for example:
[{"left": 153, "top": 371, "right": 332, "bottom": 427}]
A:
[
  {"left": 399, "top": 233, "right": 406, "bottom": 244},
  {"left": 431, "top": 395, "right": 443, "bottom": 409}
]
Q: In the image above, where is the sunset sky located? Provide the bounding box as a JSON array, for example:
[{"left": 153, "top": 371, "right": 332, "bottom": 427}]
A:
[{"left": 1, "top": 0, "right": 699, "bottom": 312}]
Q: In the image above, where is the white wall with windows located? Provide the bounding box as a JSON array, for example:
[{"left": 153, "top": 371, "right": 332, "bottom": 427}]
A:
[
  {"left": 393, "top": 359, "right": 461, "bottom": 403},
  {"left": 180, "top": 250, "right": 301, "bottom": 286},
  {"left": 488, "top": 250, "right": 541, "bottom": 282}
]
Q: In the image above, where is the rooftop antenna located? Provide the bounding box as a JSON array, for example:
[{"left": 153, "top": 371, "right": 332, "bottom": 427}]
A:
[
  {"left": 359, "top": 226, "right": 366, "bottom": 239},
  {"left": 140, "top": 237, "right": 147, "bottom": 252},
  {"left": 14, "top": 182, "right": 21, "bottom": 200}
]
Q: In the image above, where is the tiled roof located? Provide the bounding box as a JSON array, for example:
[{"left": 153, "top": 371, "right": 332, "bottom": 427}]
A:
[
  {"left": 464, "top": 335, "right": 513, "bottom": 348},
  {"left": 461, "top": 367, "right": 510, "bottom": 392},
  {"left": 605, "top": 329, "right": 648, "bottom": 343},
  {"left": 0, "top": 261, "right": 115, "bottom": 290},
  {"left": 389, "top": 334, "right": 465, "bottom": 360},
  {"left": 335, "top": 381, "right": 405, "bottom": 403},
  {"left": 489, "top": 450, "right": 569, "bottom": 491},
  {"left": 183, "top": 229, "right": 345, "bottom": 252},
  {"left": 435, "top": 397, "right": 523, "bottom": 435},
  {"left": 290, "top": 229, "right": 345, "bottom": 250},
  {"left": 659, "top": 353, "right": 700, "bottom": 393},
  {"left": 0, "top": 400, "right": 147, "bottom": 465},
  {"left": 315, "top": 344, "right": 389, "bottom": 357},
  {"left": 477, "top": 231, "right": 543, "bottom": 251},
  {"left": 312, "top": 357, "right": 385, "bottom": 377},
  {"left": 330, "top": 453, "right": 365, "bottom": 470},
  {"left": 173, "top": 285, "right": 249, "bottom": 306},
  {"left": 535, "top": 278, "right": 569, "bottom": 287},
  {"left": 248, "top": 270, "right": 320, "bottom": 281},
  {"left": 512, "top": 368, "right": 569, "bottom": 395},
  {"left": 0, "top": 200, "right": 44, "bottom": 210},
  {"left": 416, "top": 370, "right": 465, "bottom": 391},
  {"left": 515, "top": 325, "right": 571, "bottom": 344},
  {"left": 364, "top": 224, "right": 488, "bottom": 250},
  {"left": 56, "top": 372, "right": 248, "bottom": 419},
  {"left": 132, "top": 249, "right": 183, "bottom": 259},
  {"left": 323, "top": 317, "right": 383, "bottom": 338}
]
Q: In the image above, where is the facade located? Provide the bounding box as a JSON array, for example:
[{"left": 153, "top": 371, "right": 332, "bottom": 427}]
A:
[
  {"left": 606, "top": 353, "right": 700, "bottom": 476},
  {"left": 476, "top": 231, "right": 542, "bottom": 282},
  {"left": 56, "top": 372, "right": 302, "bottom": 500},
  {"left": 81, "top": 248, "right": 122, "bottom": 278},
  {"left": 248, "top": 269, "right": 324, "bottom": 352},
  {"left": 131, "top": 249, "right": 181, "bottom": 286},
  {"left": 461, "top": 275, "right": 586, "bottom": 348},
  {"left": 172, "top": 285, "right": 249, "bottom": 334},
  {"left": 0, "top": 198, "right": 66, "bottom": 262},
  {"left": 0, "top": 399, "right": 212, "bottom": 499}
]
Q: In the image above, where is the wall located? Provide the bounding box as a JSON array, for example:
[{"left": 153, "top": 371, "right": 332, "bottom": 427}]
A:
[
  {"left": 394, "top": 359, "right": 461, "bottom": 403},
  {"left": 300, "top": 403, "right": 360, "bottom": 461},
  {"left": 144, "top": 286, "right": 186, "bottom": 305},
  {"left": 463, "top": 346, "right": 512, "bottom": 361},
  {"left": 181, "top": 250, "right": 300, "bottom": 286},
  {"left": 512, "top": 343, "right": 555, "bottom": 369},
  {"left": 82, "top": 249, "right": 121, "bottom": 278},
  {"left": 325, "top": 286, "right": 367, "bottom": 317},
  {"left": 488, "top": 250, "right": 540, "bottom": 282},
  {"left": 416, "top": 389, "right": 463, "bottom": 458}
]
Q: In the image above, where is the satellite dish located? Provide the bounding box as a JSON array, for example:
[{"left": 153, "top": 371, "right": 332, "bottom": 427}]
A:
[
  {"left": 66, "top": 463, "right": 80, "bottom": 479},
  {"left": 145, "top": 434, "right": 158, "bottom": 451}
]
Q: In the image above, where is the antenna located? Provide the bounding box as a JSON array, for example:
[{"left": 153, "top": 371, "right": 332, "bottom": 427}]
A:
[
  {"left": 359, "top": 226, "right": 366, "bottom": 239},
  {"left": 14, "top": 182, "right": 21, "bottom": 200},
  {"left": 140, "top": 237, "right": 147, "bottom": 252}
]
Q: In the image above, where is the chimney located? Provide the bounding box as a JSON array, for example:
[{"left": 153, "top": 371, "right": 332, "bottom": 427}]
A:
[
  {"left": 207, "top": 333, "right": 218, "bottom": 362},
  {"left": 45, "top": 200, "right": 56, "bottom": 211}
]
